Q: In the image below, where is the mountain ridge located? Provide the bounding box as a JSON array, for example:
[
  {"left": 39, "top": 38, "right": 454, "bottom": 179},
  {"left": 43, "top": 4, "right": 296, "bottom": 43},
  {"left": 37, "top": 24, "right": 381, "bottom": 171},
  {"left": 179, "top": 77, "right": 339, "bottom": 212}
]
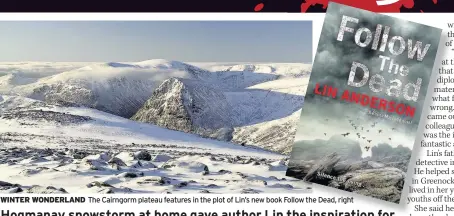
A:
[{"left": 0, "top": 59, "right": 311, "bottom": 154}]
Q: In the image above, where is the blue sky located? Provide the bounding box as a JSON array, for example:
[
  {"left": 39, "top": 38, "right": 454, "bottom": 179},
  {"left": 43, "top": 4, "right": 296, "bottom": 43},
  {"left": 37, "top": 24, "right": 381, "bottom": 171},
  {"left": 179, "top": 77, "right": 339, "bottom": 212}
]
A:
[{"left": 0, "top": 21, "right": 312, "bottom": 63}]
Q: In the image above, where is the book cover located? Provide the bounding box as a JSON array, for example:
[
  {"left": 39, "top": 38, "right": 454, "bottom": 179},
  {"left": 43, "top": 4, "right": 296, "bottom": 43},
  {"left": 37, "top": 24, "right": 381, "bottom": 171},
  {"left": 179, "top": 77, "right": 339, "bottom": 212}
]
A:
[{"left": 286, "top": 2, "right": 442, "bottom": 204}]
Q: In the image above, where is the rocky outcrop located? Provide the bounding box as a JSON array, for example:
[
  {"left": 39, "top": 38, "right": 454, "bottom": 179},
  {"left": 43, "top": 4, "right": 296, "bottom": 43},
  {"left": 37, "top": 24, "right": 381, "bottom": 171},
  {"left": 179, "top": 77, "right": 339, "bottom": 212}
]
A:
[
  {"left": 131, "top": 78, "right": 236, "bottom": 140},
  {"left": 330, "top": 167, "right": 405, "bottom": 203},
  {"left": 303, "top": 153, "right": 341, "bottom": 183},
  {"left": 287, "top": 156, "right": 406, "bottom": 203},
  {"left": 26, "top": 185, "right": 68, "bottom": 194},
  {"left": 162, "top": 160, "right": 210, "bottom": 175},
  {"left": 286, "top": 140, "right": 408, "bottom": 203}
]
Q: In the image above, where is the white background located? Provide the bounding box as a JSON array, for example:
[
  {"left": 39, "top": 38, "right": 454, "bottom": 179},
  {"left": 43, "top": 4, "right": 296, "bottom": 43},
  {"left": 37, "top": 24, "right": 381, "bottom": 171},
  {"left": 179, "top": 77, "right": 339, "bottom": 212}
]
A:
[{"left": 1, "top": 13, "right": 451, "bottom": 216}]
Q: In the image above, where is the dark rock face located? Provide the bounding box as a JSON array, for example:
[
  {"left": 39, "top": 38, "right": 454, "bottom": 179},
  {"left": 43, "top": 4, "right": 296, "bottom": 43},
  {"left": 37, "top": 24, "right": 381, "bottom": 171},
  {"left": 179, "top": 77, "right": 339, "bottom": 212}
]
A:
[
  {"left": 132, "top": 78, "right": 192, "bottom": 133},
  {"left": 131, "top": 78, "right": 235, "bottom": 140}
]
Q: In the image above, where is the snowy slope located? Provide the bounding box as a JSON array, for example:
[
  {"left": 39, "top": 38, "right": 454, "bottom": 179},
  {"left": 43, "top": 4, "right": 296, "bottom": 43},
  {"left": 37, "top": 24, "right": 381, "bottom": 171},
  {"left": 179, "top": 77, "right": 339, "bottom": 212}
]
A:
[
  {"left": 0, "top": 95, "right": 269, "bottom": 157},
  {"left": 227, "top": 77, "right": 308, "bottom": 125},
  {"left": 192, "top": 62, "right": 312, "bottom": 77},
  {"left": 0, "top": 60, "right": 312, "bottom": 155},
  {"left": 192, "top": 63, "right": 312, "bottom": 91},
  {"left": 1, "top": 60, "right": 210, "bottom": 118},
  {"left": 132, "top": 76, "right": 309, "bottom": 153},
  {"left": 0, "top": 62, "right": 95, "bottom": 93},
  {"left": 0, "top": 95, "right": 311, "bottom": 194},
  {"left": 229, "top": 78, "right": 309, "bottom": 153},
  {"left": 0, "top": 73, "right": 37, "bottom": 94}
]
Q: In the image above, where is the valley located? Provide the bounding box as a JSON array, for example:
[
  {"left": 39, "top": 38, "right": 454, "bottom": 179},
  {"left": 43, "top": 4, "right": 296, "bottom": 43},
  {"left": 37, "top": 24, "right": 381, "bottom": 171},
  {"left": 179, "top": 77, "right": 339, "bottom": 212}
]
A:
[{"left": 0, "top": 60, "right": 312, "bottom": 194}]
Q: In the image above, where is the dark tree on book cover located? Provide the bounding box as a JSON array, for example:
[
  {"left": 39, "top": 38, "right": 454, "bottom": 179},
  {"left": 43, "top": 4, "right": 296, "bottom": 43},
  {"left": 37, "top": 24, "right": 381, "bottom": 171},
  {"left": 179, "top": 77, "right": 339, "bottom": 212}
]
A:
[{"left": 286, "top": 2, "right": 441, "bottom": 204}]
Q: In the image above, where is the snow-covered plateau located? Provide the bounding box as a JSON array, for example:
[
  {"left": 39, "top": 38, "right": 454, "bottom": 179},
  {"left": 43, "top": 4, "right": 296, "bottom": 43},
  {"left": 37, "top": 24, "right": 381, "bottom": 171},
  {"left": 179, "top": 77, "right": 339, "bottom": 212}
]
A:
[{"left": 0, "top": 60, "right": 312, "bottom": 194}]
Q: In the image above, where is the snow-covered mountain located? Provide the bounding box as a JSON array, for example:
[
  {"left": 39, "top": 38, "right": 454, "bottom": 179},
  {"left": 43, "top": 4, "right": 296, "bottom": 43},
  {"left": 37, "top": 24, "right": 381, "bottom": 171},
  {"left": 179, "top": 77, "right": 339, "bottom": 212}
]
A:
[
  {"left": 131, "top": 78, "right": 237, "bottom": 140},
  {"left": 131, "top": 63, "right": 310, "bottom": 152},
  {"left": 193, "top": 63, "right": 312, "bottom": 91},
  {"left": 229, "top": 77, "right": 309, "bottom": 153},
  {"left": 192, "top": 62, "right": 312, "bottom": 78},
  {"left": 131, "top": 77, "right": 309, "bottom": 151},
  {"left": 0, "top": 95, "right": 311, "bottom": 194},
  {"left": 1, "top": 60, "right": 210, "bottom": 118},
  {"left": 0, "top": 60, "right": 312, "bottom": 154}
]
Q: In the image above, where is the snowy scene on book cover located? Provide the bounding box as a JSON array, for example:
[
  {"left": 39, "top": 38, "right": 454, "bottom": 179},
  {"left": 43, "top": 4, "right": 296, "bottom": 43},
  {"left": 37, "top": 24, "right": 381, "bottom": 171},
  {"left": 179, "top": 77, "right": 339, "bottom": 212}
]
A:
[{"left": 286, "top": 2, "right": 441, "bottom": 203}]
